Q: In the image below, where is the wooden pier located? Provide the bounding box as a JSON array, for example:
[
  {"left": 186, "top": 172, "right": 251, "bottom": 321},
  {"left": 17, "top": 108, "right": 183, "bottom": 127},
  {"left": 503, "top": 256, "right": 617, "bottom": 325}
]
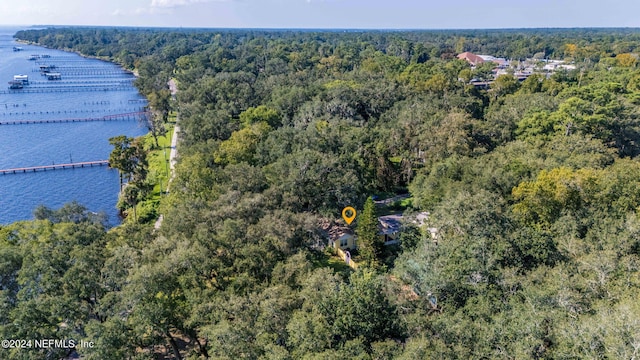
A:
[
  {"left": 0, "top": 160, "right": 110, "bottom": 175},
  {"left": 31, "top": 69, "right": 127, "bottom": 76},
  {"left": 28, "top": 79, "right": 133, "bottom": 86},
  {"left": 2, "top": 85, "right": 132, "bottom": 94},
  {"left": 0, "top": 111, "right": 149, "bottom": 125}
]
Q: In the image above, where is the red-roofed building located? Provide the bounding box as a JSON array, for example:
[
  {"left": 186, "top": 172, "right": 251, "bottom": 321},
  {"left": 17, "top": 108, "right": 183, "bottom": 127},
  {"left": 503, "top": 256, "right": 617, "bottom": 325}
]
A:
[{"left": 457, "top": 52, "right": 485, "bottom": 66}]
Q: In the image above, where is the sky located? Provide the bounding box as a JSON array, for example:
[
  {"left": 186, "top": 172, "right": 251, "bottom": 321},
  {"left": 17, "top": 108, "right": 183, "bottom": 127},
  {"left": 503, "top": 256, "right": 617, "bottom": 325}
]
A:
[{"left": 0, "top": 0, "right": 639, "bottom": 29}]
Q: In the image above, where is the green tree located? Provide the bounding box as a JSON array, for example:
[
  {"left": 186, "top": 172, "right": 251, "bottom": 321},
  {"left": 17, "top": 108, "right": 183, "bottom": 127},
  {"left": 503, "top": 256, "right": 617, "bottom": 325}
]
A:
[
  {"left": 148, "top": 89, "right": 172, "bottom": 122},
  {"left": 518, "top": 73, "right": 545, "bottom": 93},
  {"left": 473, "top": 62, "right": 495, "bottom": 82},
  {"left": 147, "top": 88, "right": 172, "bottom": 147},
  {"left": 147, "top": 112, "right": 167, "bottom": 148},
  {"left": 108, "top": 135, "right": 148, "bottom": 188},
  {"left": 512, "top": 167, "right": 599, "bottom": 226},
  {"left": 357, "top": 197, "right": 382, "bottom": 268},
  {"left": 214, "top": 121, "right": 273, "bottom": 165},
  {"left": 490, "top": 74, "right": 520, "bottom": 100},
  {"left": 240, "top": 105, "right": 282, "bottom": 129}
]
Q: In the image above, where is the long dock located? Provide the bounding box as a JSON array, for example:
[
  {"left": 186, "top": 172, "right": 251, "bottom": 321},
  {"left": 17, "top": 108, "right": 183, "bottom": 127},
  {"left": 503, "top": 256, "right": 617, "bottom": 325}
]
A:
[
  {"left": 1, "top": 85, "right": 133, "bottom": 94},
  {"left": 0, "top": 160, "right": 109, "bottom": 175},
  {"left": 28, "top": 79, "right": 133, "bottom": 85},
  {"left": 0, "top": 111, "right": 149, "bottom": 125},
  {"left": 31, "top": 69, "right": 127, "bottom": 76}
]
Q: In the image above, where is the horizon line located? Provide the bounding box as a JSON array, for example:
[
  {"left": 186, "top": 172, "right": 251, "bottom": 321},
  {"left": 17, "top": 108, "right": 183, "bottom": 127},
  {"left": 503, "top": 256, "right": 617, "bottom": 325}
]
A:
[{"left": 6, "top": 24, "right": 640, "bottom": 32}]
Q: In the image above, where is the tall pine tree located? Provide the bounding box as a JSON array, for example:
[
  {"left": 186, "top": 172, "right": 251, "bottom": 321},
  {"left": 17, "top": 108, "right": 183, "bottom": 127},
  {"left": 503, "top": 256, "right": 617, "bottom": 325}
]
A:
[{"left": 357, "top": 196, "right": 383, "bottom": 268}]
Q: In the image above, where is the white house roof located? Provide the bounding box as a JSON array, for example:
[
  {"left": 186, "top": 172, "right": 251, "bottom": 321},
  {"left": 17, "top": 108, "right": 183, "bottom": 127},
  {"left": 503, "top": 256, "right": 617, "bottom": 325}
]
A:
[{"left": 478, "top": 55, "right": 497, "bottom": 61}]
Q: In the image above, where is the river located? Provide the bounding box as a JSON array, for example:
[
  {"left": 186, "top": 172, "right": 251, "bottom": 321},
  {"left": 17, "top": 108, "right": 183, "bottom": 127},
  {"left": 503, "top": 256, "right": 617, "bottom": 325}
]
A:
[{"left": 0, "top": 27, "right": 148, "bottom": 226}]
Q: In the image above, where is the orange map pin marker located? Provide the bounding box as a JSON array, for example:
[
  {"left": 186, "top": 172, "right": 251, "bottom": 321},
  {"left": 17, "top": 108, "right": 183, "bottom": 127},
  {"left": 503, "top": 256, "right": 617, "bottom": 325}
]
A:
[{"left": 342, "top": 206, "right": 356, "bottom": 225}]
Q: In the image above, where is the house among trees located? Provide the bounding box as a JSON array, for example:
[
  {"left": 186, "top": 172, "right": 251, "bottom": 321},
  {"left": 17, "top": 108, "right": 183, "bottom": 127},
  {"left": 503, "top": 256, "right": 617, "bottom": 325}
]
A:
[
  {"left": 327, "top": 212, "right": 433, "bottom": 251},
  {"left": 327, "top": 224, "right": 357, "bottom": 250},
  {"left": 477, "top": 55, "right": 509, "bottom": 68},
  {"left": 457, "top": 51, "right": 485, "bottom": 66},
  {"left": 378, "top": 214, "right": 403, "bottom": 245},
  {"left": 458, "top": 52, "right": 509, "bottom": 68}
]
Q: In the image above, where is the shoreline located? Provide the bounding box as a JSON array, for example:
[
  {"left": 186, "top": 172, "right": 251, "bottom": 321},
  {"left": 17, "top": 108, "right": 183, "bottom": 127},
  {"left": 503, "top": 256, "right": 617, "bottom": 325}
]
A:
[
  {"left": 4, "top": 38, "right": 151, "bottom": 226},
  {"left": 15, "top": 38, "right": 136, "bottom": 74}
]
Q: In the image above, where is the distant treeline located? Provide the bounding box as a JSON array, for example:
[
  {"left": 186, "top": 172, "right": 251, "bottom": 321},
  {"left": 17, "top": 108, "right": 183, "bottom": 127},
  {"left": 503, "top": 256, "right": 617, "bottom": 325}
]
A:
[{"left": 17, "top": 27, "right": 640, "bottom": 68}]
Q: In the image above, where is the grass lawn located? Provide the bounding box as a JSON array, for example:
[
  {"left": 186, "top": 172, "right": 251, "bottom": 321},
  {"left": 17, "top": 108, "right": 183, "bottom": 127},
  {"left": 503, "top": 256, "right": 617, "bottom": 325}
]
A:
[
  {"left": 326, "top": 256, "right": 352, "bottom": 274},
  {"left": 124, "top": 115, "right": 175, "bottom": 224},
  {"left": 376, "top": 196, "right": 414, "bottom": 216},
  {"left": 311, "top": 250, "right": 353, "bottom": 276},
  {"left": 144, "top": 124, "right": 174, "bottom": 198}
]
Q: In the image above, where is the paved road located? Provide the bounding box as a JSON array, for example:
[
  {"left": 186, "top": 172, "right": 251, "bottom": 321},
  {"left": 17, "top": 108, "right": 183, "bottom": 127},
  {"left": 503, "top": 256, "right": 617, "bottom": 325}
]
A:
[
  {"left": 169, "top": 120, "right": 179, "bottom": 178},
  {"left": 168, "top": 79, "right": 179, "bottom": 184},
  {"left": 168, "top": 79, "right": 178, "bottom": 96},
  {"left": 155, "top": 79, "right": 179, "bottom": 230}
]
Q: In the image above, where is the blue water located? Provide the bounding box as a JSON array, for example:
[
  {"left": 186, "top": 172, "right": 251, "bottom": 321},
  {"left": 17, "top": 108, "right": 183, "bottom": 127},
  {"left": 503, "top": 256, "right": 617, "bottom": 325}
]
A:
[{"left": 0, "top": 27, "right": 148, "bottom": 226}]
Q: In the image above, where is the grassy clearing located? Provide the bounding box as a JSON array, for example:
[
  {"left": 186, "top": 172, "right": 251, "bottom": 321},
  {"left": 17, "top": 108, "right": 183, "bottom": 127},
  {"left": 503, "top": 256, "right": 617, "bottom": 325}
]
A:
[
  {"left": 144, "top": 125, "right": 174, "bottom": 197},
  {"left": 376, "top": 197, "right": 414, "bottom": 216},
  {"left": 311, "top": 250, "right": 353, "bottom": 276},
  {"left": 326, "top": 256, "right": 352, "bottom": 274},
  {"left": 123, "top": 113, "right": 177, "bottom": 224}
]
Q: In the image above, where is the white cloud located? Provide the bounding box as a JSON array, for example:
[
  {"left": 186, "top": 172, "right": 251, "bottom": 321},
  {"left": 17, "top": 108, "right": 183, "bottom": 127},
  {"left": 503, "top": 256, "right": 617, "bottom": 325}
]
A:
[
  {"left": 112, "top": 7, "right": 166, "bottom": 16},
  {"left": 112, "top": 0, "right": 225, "bottom": 18},
  {"left": 150, "top": 0, "right": 223, "bottom": 8},
  {"left": 0, "top": 3, "right": 59, "bottom": 17},
  {"left": 304, "top": 0, "right": 345, "bottom": 3}
]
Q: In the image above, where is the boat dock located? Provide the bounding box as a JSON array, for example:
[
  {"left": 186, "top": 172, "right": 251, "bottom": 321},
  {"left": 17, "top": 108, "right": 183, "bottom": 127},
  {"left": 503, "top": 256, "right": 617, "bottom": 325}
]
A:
[
  {"left": 1, "top": 85, "right": 133, "bottom": 94},
  {"left": 0, "top": 160, "right": 109, "bottom": 175},
  {"left": 0, "top": 111, "right": 149, "bottom": 125}
]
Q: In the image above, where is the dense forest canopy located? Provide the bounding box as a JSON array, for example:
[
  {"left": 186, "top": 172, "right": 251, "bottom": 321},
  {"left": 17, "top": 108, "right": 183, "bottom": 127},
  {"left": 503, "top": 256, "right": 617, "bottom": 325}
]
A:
[{"left": 3, "top": 26, "right": 640, "bottom": 359}]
